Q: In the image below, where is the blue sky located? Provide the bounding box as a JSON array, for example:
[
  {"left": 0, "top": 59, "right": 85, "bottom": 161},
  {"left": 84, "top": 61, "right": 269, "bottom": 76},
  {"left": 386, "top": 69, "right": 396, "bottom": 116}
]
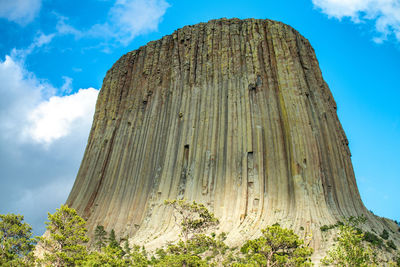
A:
[{"left": 0, "top": 0, "right": 399, "bottom": 235}]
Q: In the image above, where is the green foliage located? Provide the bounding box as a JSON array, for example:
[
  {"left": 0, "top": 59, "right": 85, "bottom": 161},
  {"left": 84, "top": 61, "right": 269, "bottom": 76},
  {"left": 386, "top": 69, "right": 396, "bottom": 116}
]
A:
[
  {"left": 82, "top": 235, "right": 148, "bottom": 267},
  {"left": 108, "top": 229, "right": 120, "bottom": 249},
  {"left": 322, "top": 217, "right": 377, "bottom": 266},
  {"left": 320, "top": 225, "right": 331, "bottom": 232},
  {"left": 129, "top": 245, "right": 149, "bottom": 266},
  {"left": 320, "top": 221, "right": 343, "bottom": 232},
  {"left": 0, "top": 213, "right": 35, "bottom": 266},
  {"left": 38, "top": 204, "right": 89, "bottom": 266},
  {"left": 83, "top": 245, "right": 127, "bottom": 266},
  {"left": 153, "top": 233, "right": 229, "bottom": 266},
  {"left": 164, "top": 199, "right": 219, "bottom": 242},
  {"left": 154, "top": 252, "right": 207, "bottom": 267},
  {"left": 387, "top": 240, "right": 397, "bottom": 250},
  {"left": 395, "top": 252, "right": 400, "bottom": 266},
  {"left": 380, "top": 229, "right": 389, "bottom": 240},
  {"left": 239, "top": 225, "right": 313, "bottom": 267},
  {"left": 82, "top": 244, "right": 149, "bottom": 267},
  {"left": 123, "top": 239, "right": 130, "bottom": 254},
  {"left": 94, "top": 225, "right": 107, "bottom": 251},
  {"left": 154, "top": 200, "right": 227, "bottom": 266},
  {"left": 363, "top": 231, "right": 384, "bottom": 247}
]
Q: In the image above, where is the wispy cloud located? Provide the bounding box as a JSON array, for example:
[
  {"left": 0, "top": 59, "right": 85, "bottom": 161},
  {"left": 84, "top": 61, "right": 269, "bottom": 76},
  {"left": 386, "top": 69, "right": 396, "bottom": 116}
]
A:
[
  {"left": 106, "top": 0, "right": 170, "bottom": 44},
  {"left": 0, "top": 0, "right": 42, "bottom": 25},
  {"left": 312, "top": 0, "right": 400, "bottom": 43},
  {"left": 11, "top": 32, "right": 55, "bottom": 61},
  {"left": 58, "top": 0, "right": 170, "bottom": 45},
  {"left": 55, "top": 14, "right": 84, "bottom": 39}
]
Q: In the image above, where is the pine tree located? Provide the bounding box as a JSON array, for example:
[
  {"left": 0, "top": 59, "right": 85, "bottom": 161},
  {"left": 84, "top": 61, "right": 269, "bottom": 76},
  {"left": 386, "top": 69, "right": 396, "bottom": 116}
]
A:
[
  {"left": 239, "top": 224, "right": 313, "bottom": 266},
  {"left": 94, "top": 225, "right": 107, "bottom": 251},
  {"left": 0, "top": 214, "right": 35, "bottom": 266},
  {"left": 108, "top": 229, "right": 120, "bottom": 249},
  {"left": 38, "top": 204, "right": 89, "bottom": 266}
]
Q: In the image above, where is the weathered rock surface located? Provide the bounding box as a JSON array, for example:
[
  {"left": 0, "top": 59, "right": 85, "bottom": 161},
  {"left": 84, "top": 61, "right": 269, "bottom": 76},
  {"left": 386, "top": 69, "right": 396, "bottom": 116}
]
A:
[{"left": 66, "top": 18, "right": 399, "bottom": 259}]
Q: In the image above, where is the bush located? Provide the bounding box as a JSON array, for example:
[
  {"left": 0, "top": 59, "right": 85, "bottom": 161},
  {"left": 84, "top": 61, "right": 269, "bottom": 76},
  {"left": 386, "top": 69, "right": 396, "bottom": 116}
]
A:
[
  {"left": 320, "top": 221, "right": 343, "bottom": 232},
  {"left": 320, "top": 225, "right": 331, "bottom": 232},
  {"left": 363, "top": 231, "right": 383, "bottom": 247},
  {"left": 322, "top": 217, "right": 377, "bottom": 266},
  {"left": 240, "top": 225, "right": 313, "bottom": 266},
  {"left": 164, "top": 199, "right": 219, "bottom": 242},
  {"left": 380, "top": 229, "right": 389, "bottom": 240},
  {"left": 387, "top": 240, "right": 397, "bottom": 250}
]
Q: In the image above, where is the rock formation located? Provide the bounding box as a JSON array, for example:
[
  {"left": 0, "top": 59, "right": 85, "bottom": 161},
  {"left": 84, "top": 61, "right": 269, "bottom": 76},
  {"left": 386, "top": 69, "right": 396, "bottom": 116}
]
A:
[{"left": 66, "top": 18, "right": 399, "bottom": 257}]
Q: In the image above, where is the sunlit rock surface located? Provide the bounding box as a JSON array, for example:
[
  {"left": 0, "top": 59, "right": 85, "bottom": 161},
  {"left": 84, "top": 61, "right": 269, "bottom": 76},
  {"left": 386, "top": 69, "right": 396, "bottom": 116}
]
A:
[{"left": 66, "top": 18, "right": 399, "bottom": 259}]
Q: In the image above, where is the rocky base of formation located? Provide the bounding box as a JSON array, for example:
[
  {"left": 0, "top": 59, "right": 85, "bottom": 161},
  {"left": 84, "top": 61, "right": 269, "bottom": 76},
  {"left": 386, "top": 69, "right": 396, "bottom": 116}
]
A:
[{"left": 66, "top": 18, "right": 400, "bottom": 259}]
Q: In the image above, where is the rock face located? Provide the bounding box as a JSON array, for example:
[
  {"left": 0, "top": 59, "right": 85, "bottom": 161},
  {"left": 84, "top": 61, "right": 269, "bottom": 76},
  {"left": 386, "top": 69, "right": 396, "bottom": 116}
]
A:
[{"left": 66, "top": 18, "right": 397, "bottom": 255}]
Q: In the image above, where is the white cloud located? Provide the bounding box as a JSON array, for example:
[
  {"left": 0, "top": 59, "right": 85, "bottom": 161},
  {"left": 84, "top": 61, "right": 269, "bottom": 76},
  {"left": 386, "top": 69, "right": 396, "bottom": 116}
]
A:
[
  {"left": 0, "top": 55, "right": 98, "bottom": 145},
  {"left": 59, "top": 0, "right": 170, "bottom": 45},
  {"left": 312, "top": 0, "right": 400, "bottom": 42},
  {"left": 0, "top": 55, "right": 46, "bottom": 139},
  {"left": 26, "top": 87, "right": 98, "bottom": 144},
  {"left": 0, "top": 0, "right": 42, "bottom": 25},
  {"left": 107, "top": 0, "right": 170, "bottom": 44},
  {"left": 0, "top": 52, "right": 98, "bottom": 234}
]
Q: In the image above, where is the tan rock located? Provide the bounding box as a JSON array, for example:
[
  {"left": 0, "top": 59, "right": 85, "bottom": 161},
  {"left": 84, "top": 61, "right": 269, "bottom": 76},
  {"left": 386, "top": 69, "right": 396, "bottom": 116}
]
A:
[{"left": 66, "top": 18, "right": 399, "bottom": 260}]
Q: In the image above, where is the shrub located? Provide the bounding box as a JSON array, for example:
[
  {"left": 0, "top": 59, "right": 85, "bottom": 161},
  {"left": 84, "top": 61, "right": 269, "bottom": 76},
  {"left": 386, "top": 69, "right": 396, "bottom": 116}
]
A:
[
  {"left": 320, "top": 221, "right": 344, "bottom": 232},
  {"left": 164, "top": 199, "right": 219, "bottom": 242},
  {"left": 363, "top": 231, "right": 383, "bottom": 247},
  {"left": 387, "top": 240, "right": 397, "bottom": 250},
  {"left": 240, "top": 225, "right": 313, "bottom": 266},
  {"left": 320, "top": 225, "right": 330, "bottom": 232},
  {"left": 380, "top": 229, "right": 389, "bottom": 240},
  {"left": 322, "top": 218, "right": 377, "bottom": 266},
  {"left": 156, "top": 200, "right": 227, "bottom": 266}
]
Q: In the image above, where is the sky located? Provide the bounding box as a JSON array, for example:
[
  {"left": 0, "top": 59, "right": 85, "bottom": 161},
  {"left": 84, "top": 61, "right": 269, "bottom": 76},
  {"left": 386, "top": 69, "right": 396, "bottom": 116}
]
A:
[{"left": 0, "top": 0, "right": 399, "bottom": 235}]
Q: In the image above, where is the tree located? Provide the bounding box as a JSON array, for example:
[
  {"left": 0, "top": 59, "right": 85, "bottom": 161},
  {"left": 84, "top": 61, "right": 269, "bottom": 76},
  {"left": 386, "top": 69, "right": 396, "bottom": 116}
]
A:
[
  {"left": 108, "top": 229, "right": 120, "bottom": 249},
  {"left": 321, "top": 217, "right": 377, "bottom": 266},
  {"left": 154, "top": 233, "right": 229, "bottom": 267},
  {"left": 0, "top": 214, "right": 35, "bottom": 266},
  {"left": 83, "top": 245, "right": 127, "bottom": 266},
  {"left": 154, "top": 200, "right": 224, "bottom": 266},
  {"left": 239, "top": 224, "right": 313, "bottom": 267},
  {"left": 164, "top": 199, "right": 219, "bottom": 242},
  {"left": 38, "top": 204, "right": 89, "bottom": 266},
  {"left": 83, "top": 243, "right": 149, "bottom": 267},
  {"left": 94, "top": 225, "right": 107, "bottom": 251}
]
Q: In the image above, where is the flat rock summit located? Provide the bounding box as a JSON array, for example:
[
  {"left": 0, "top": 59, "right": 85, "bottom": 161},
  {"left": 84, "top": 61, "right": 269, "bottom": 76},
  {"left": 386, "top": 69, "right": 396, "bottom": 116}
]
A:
[{"left": 66, "top": 18, "right": 399, "bottom": 258}]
